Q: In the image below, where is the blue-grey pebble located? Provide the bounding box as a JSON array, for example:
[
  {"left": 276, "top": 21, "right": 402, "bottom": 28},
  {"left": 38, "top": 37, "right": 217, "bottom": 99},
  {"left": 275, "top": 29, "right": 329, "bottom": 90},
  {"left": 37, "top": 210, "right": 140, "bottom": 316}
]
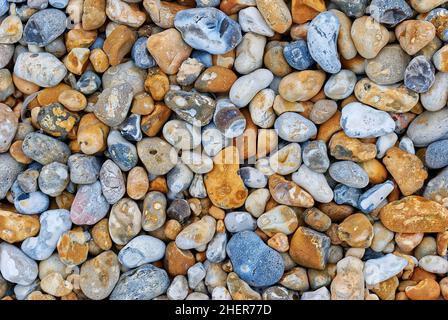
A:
[
  {"left": 424, "top": 166, "right": 448, "bottom": 203},
  {"left": 118, "top": 114, "right": 142, "bottom": 142},
  {"left": 302, "top": 140, "right": 330, "bottom": 173},
  {"left": 27, "top": 0, "right": 48, "bottom": 10},
  {"left": 49, "top": 0, "right": 68, "bottom": 8},
  {"left": 76, "top": 71, "right": 101, "bottom": 95},
  {"left": 398, "top": 136, "right": 415, "bottom": 154},
  {"left": 274, "top": 112, "right": 317, "bottom": 143},
  {"left": 426, "top": 139, "right": 448, "bottom": 169},
  {"left": 226, "top": 231, "right": 284, "bottom": 287},
  {"left": 21, "top": 209, "right": 72, "bottom": 260},
  {"left": 333, "top": 184, "right": 362, "bottom": 207},
  {"left": 167, "top": 162, "right": 193, "bottom": 194},
  {"left": 404, "top": 55, "right": 435, "bottom": 93},
  {"left": 14, "top": 191, "right": 49, "bottom": 215},
  {"left": 0, "top": 153, "right": 24, "bottom": 199},
  {"left": 224, "top": 211, "right": 257, "bottom": 233},
  {"left": 118, "top": 235, "right": 166, "bottom": 269},
  {"left": 166, "top": 199, "right": 191, "bottom": 223},
  {"left": 358, "top": 180, "right": 394, "bottom": 213},
  {"left": 331, "top": 0, "right": 369, "bottom": 17},
  {"left": 90, "top": 36, "right": 104, "bottom": 50},
  {"left": 107, "top": 130, "right": 138, "bottom": 172},
  {"left": 206, "top": 232, "right": 227, "bottom": 263},
  {"left": 109, "top": 264, "right": 170, "bottom": 300},
  {"left": 368, "top": 0, "right": 413, "bottom": 25},
  {"left": 329, "top": 161, "right": 369, "bottom": 188},
  {"left": 425, "top": 8, "right": 448, "bottom": 42},
  {"left": 238, "top": 167, "right": 267, "bottom": 188},
  {"left": 0, "top": 243, "right": 38, "bottom": 286},
  {"left": 22, "top": 132, "right": 70, "bottom": 165},
  {"left": 174, "top": 7, "right": 242, "bottom": 55},
  {"left": 131, "top": 37, "right": 156, "bottom": 69},
  {"left": 68, "top": 154, "right": 101, "bottom": 185},
  {"left": 23, "top": 9, "right": 66, "bottom": 46},
  {"left": 0, "top": 0, "right": 8, "bottom": 16},
  {"left": 307, "top": 11, "right": 341, "bottom": 74},
  {"left": 283, "top": 40, "right": 314, "bottom": 71},
  {"left": 191, "top": 50, "right": 213, "bottom": 67},
  {"left": 195, "top": 0, "right": 220, "bottom": 7},
  {"left": 362, "top": 248, "right": 384, "bottom": 261},
  {"left": 407, "top": 108, "right": 448, "bottom": 147}
]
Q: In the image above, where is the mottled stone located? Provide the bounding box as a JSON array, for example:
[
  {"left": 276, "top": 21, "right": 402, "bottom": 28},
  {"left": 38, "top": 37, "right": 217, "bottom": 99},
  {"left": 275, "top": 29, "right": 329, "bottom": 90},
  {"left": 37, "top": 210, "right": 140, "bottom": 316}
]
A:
[
  {"left": 0, "top": 242, "right": 38, "bottom": 285},
  {"left": 289, "top": 227, "right": 330, "bottom": 270},
  {"left": 70, "top": 181, "right": 110, "bottom": 225},
  {"left": 100, "top": 159, "right": 125, "bottom": 204}
]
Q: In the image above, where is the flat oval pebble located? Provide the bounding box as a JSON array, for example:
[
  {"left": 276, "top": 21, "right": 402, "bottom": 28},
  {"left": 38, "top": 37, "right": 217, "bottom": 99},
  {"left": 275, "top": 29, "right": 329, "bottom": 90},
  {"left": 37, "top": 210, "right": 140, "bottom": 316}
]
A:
[
  {"left": 274, "top": 112, "right": 317, "bottom": 142},
  {"left": 118, "top": 235, "right": 166, "bottom": 269},
  {"left": 174, "top": 7, "right": 242, "bottom": 55},
  {"left": 70, "top": 181, "right": 110, "bottom": 226},
  {"left": 404, "top": 55, "right": 435, "bottom": 93},
  {"left": 23, "top": 9, "right": 66, "bottom": 46},
  {"left": 426, "top": 139, "right": 448, "bottom": 169},
  {"left": 329, "top": 161, "right": 369, "bottom": 188},
  {"left": 0, "top": 242, "right": 38, "bottom": 285},
  {"left": 22, "top": 132, "right": 70, "bottom": 165},
  {"left": 226, "top": 231, "right": 284, "bottom": 287}
]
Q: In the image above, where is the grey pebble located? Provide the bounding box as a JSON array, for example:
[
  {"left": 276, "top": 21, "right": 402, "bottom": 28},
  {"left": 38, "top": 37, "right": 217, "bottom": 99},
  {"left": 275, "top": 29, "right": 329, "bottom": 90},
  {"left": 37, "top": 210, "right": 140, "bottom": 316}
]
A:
[{"left": 329, "top": 161, "right": 369, "bottom": 188}]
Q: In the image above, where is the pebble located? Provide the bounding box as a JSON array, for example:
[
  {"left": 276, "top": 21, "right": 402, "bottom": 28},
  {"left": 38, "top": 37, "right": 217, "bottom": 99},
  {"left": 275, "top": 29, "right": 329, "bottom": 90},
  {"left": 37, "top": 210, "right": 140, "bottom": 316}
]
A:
[
  {"left": 226, "top": 231, "right": 284, "bottom": 287},
  {"left": 109, "top": 198, "right": 141, "bottom": 245},
  {"left": 14, "top": 190, "right": 49, "bottom": 215},
  {"left": 404, "top": 55, "right": 435, "bottom": 93},
  {"left": 142, "top": 191, "right": 166, "bottom": 232},
  {"left": 21, "top": 209, "right": 71, "bottom": 261},
  {"left": 292, "top": 165, "right": 334, "bottom": 203},
  {"left": 118, "top": 235, "right": 166, "bottom": 269},
  {"left": 407, "top": 108, "right": 448, "bottom": 146},
  {"left": 38, "top": 162, "right": 69, "bottom": 197},
  {"left": 419, "top": 255, "right": 448, "bottom": 274},
  {"left": 364, "top": 254, "right": 408, "bottom": 285},
  {"left": 118, "top": 114, "right": 142, "bottom": 142},
  {"left": 289, "top": 227, "right": 331, "bottom": 270},
  {"left": 79, "top": 251, "right": 120, "bottom": 300},
  {"left": 70, "top": 181, "right": 110, "bottom": 225},
  {"left": 175, "top": 216, "right": 216, "bottom": 250},
  {"left": 358, "top": 180, "right": 394, "bottom": 214},
  {"left": 110, "top": 264, "right": 169, "bottom": 300},
  {"left": 330, "top": 256, "right": 364, "bottom": 300},
  {"left": 426, "top": 139, "right": 448, "bottom": 169},
  {"left": 0, "top": 209, "right": 39, "bottom": 243},
  {"left": 278, "top": 70, "right": 325, "bottom": 102},
  {"left": 107, "top": 130, "right": 138, "bottom": 172},
  {"left": 365, "top": 44, "right": 410, "bottom": 85},
  {"left": 229, "top": 68, "right": 273, "bottom": 107},
  {"left": 337, "top": 213, "right": 373, "bottom": 248},
  {"left": 351, "top": 16, "right": 389, "bottom": 59},
  {"left": 0, "top": 103, "right": 18, "bottom": 153},
  {"left": 234, "top": 32, "right": 265, "bottom": 75},
  {"left": 131, "top": 37, "right": 155, "bottom": 69},
  {"left": 283, "top": 39, "right": 314, "bottom": 71},
  {"left": 22, "top": 132, "right": 70, "bottom": 165},
  {"left": 274, "top": 112, "right": 317, "bottom": 142},
  {"left": 329, "top": 161, "right": 369, "bottom": 188},
  {"left": 174, "top": 8, "right": 242, "bottom": 55},
  {"left": 341, "top": 102, "right": 396, "bottom": 138},
  {"left": 0, "top": 242, "right": 38, "bottom": 285},
  {"left": 238, "top": 7, "right": 274, "bottom": 37},
  {"left": 333, "top": 184, "right": 361, "bottom": 207},
  {"left": 395, "top": 20, "right": 436, "bottom": 56},
  {"left": 99, "top": 159, "right": 125, "bottom": 205},
  {"left": 307, "top": 12, "right": 341, "bottom": 73},
  {"left": 324, "top": 69, "right": 356, "bottom": 100},
  {"left": 380, "top": 196, "right": 448, "bottom": 233},
  {"left": 68, "top": 154, "right": 100, "bottom": 185},
  {"left": 421, "top": 72, "right": 448, "bottom": 112},
  {"left": 14, "top": 52, "right": 66, "bottom": 87},
  {"left": 257, "top": 205, "right": 299, "bottom": 235}
]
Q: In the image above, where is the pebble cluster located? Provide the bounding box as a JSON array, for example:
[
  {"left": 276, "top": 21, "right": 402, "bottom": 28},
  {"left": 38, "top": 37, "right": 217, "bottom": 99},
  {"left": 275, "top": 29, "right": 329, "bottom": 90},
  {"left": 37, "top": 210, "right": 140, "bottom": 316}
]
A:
[{"left": 1, "top": 0, "right": 448, "bottom": 301}]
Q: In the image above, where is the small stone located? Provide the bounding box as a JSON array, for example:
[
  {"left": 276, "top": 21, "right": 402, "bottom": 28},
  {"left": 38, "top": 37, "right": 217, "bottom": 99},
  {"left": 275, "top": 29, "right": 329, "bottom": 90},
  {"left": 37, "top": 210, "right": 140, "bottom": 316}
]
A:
[
  {"left": 94, "top": 82, "right": 133, "bottom": 127},
  {"left": 167, "top": 275, "right": 188, "bottom": 300},
  {"left": 268, "top": 173, "right": 313, "bottom": 207},
  {"left": 21, "top": 209, "right": 72, "bottom": 261},
  {"left": 76, "top": 71, "right": 101, "bottom": 95},
  {"left": 38, "top": 162, "right": 69, "bottom": 197},
  {"left": 57, "top": 227, "right": 90, "bottom": 266},
  {"left": 229, "top": 68, "right": 273, "bottom": 107},
  {"left": 332, "top": 0, "right": 368, "bottom": 18},
  {"left": 142, "top": 191, "right": 166, "bottom": 232},
  {"left": 337, "top": 213, "right": 373, "bottom": 248},
  {"left": 364, "top": 253, "right": 408, "bottom": 285},
  {"left": 68, "top": 154, "right": 100, "bottom": 185},
  {"left": 110, "top": 264, "right": 169, "bottom": 300},
  {"left": 118, "top": 235, "right": 166, "bottom": 269},
  {"left": 206, "top": 232, "right": 227, "bottom": 263},
  {"left": 164, "top": 241, "right": 195, "bottom": 276},
  {"left": 14, "top": 191, "right": 50, "bottom": 215},
  {"left": 106, "top": 0, "right": 145, "bottom": 28},
  {"left": 40, "top": 272, "right": 73, "bottom": 297},
  {"left": 0, "top": 69, "right": 13, "bottom": 101},
  {"left": 278, "top": 70, "right": 326, "bottom": 102},
  {"left": 194, "top": 66, "right": 237, "bottom": 93},
  {"left": 369, "top": 0, "right": 413, "bottom": 25},
  {"left": 58, "top": 89, "right": 87, "bottom": 112},
  {"left": 365, "top": 44, "right": 410, "bottom": 85},
  {"left": 23, "top": 9, "right": 66, "bottom": 46},
  {"left": 82, "top": 0, "right": 107, "bottom": 30},
  {"left": 302, "top": 140, "right": 330, "bottom": 173},
  {"left": 0, "top": 103, "right": 18, "bottom": 153},
  {"left": 204, "top": 146, "right": 248, "bottom": 210},
  {"left": 0, "top": 209, "right": 39, "bottom": 243},
  {"left": 329, "top": 161, "right": 369, "bottom": 188},
  {"left": 405, "top": 278, "right": 441, "bottom": 300},
  {"left": 99, "top": 159, "right": 125, "bottom": 205},
  {"left": 404, "top": 55, "right": 435, "bottom": 93},
  {"left": 351, "top": 16, "right": 389, "bottom": 59},
  {"left": 330, "top": 256, "right": 364, "bottom": 300},
  {"left": 175, "top": 216, "right": 216, "bottom": 250},
  {"left": 103, "top": 25, "right": 136, "bottom": 66},
  {"left": 238, "top": 7, "right": 274, "bottom": 37},
  {"left": 283, "top": 39, "right": 314, "bottom": 71},
  {"left": 234, "top": 32, "right": 266, "bottom": 75},
  {"left": 77, "top": 114, "right": 109, "bottom": 155},
  {"left": 380, "top": 196, "right": 448, "bottom": 233},
  {"left": 256, "top": 205, "right": 299, "bottom": 236},
  {"left": 292, "top": 165, "right": 334, "bottom": 203},
  {"left": 324, "top": 70, "right": 356, "bottom": 100},
  {"left": 307, "top": 11, "right": 341, "bottom": 73},
  {"left": 70, "top": 181, "right": 110, "bottom": 225},
  {"left": 79, "top": 251, "right": 120, "bottom": 300},
  {"left": 333, "top": 184, "right": 361, "bottom": 207},
  {"left": 358, "top": 180, "right": 394, "bottom": 214},
  {"left": 176, "top": 58, "right": 204, "bottom": 86},
  {"left": 419, "top": 255, "right": 448, "bottom": 274},
  {"left": 107, "top": 130, "right": 138, "bottom": 172},
  {"left": 226, "top": 272, "right": 261, "bottom": 300},
  {"left": 274, "top": 112, "right": 317, "bottom": 142},
  {"left": 255, "top": 0, "right": 291, "bottom": 34},
  {"left": 163, "top": 120, "right": 201, "bottom": 150},
  {"left": 14, "top": 52, "right": 67, "bottom": 87},
  {"left": 188, "top": 263, "right": 206, "bottom": 289},
  {"left": 109, "top": 198, "right": 141, "bottom": 245},
  {"left": 102, "top": 61, "right": 146, "bottom": 95},
  {"left": 91, "top": 219, "right": 112, "bottom": 251},
  {"left": 167, "top": 199, "right": 191, "bottom": 224},
  {"left": 0, "top": 242, "right": 38, "bottom": 285},
  {"left": 421, "top": 72, "right": 448, "bottom": 112},
  {"left": 395, "top": 20, "right": 436, "bottom": 55},
  {"left": 227, "top": 231, "right": 284, "bottom": 287},
  {"left": 301, "top": 286, "right": 331, "bottom": 300},
  {"left": 407, "top": 108, "right": 448, "bottom": 147},
  {"left": 289, "top": 227, "right": 330, "bottom": 270},
  {"left": 341, "top": 102, "right": 395, "bottom": 138},
  {"left": 132, "top": 37, "right": 156, "bottom": 69},
  {"left": 147, "top": 28, "right": 192, "bottom": 75},
  {"left": 238, "top": 167, "right": 267, "bottom": 189},
  {"left": 383, "top": 147, "right": 428, "bottom": 196}
]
